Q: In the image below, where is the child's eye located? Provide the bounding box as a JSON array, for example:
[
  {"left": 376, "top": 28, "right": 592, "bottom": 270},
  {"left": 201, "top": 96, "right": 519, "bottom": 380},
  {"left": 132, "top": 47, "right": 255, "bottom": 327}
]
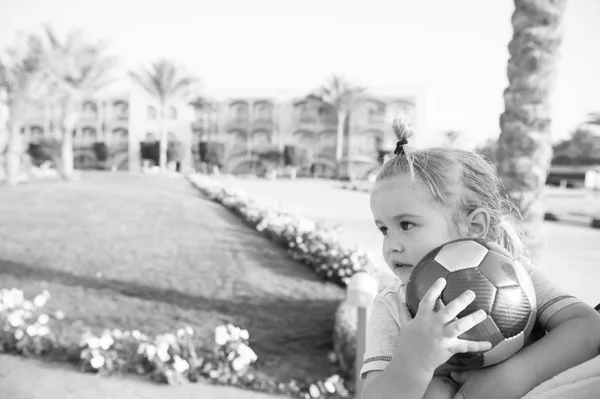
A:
[
  {"left": 400, "top": 222, "right": 415, "bottom": 231},
  {"left": 378, "top": 226, "right": 388, "bottom": 236}
]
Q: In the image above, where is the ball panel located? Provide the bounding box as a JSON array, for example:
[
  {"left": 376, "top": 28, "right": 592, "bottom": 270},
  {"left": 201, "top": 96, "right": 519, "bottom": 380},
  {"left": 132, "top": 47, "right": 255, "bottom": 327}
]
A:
[
  {"left": 481, "top": 332, "right": 526, "bottom": 366},
  {"left": 491, "top": 286, "right": 532, "bottom": 338},
  {"left": 447, "top": 352, "right": 484, "bottom": 368},
  {"left": 406, "top": 261, "right": 450, "bottom": 316},
  {"left": 479, "top": 252, "right": 520, "bottom": 288},
  {"left": 458, "top": 315, "right": 504, "bottom": 347},
  {"left": 434, "top": 240, "right": 489, "bottom": 272},
  {"left": 443, "top": 268, "right": 497, "bottom": 316}
]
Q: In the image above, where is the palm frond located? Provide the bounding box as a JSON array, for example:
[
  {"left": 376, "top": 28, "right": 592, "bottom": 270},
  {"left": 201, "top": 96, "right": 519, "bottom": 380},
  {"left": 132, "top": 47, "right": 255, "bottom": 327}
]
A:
[{"left": 129, "top": 59, "right": 197, "bottom": 104}]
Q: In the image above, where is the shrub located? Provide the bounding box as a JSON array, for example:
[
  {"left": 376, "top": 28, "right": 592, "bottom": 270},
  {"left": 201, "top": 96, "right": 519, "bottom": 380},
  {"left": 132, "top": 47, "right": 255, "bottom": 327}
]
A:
[
  {"left": 140, "top": 141, "right": 160, "bottom": 165},
  {"left": 167, "top": 140, "right": 185, "bottom": 163},
  {"left": 27, "top": 138, "right": 62, "bottom": 167},
  {"left": 205, "top": 142, "right": 225, "bottom": 168},
  {"left": 283, "top": 145, "right": 301, "bottom": 167},
  {"left": 93, "top": 142, "right": 109, "bottom": 162}
]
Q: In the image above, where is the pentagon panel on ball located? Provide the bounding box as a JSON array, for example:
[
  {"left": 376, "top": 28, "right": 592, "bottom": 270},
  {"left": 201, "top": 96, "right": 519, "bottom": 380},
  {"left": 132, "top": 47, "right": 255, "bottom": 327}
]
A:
[{"left": 405, "top": 238, "right": 537, "bottom": 368}]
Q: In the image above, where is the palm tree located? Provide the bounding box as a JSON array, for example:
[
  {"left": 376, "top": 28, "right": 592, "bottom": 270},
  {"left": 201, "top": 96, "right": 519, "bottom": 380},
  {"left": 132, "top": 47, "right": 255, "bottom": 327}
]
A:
[
  {"left": 39, "top": 26, "right": 117, "bottom": 179},
  {"left": 129, "top": 59, "right": 198, "bottom": 171},
  {"left": 496, "top": 0, "right": 568, "bottom": 261},
  {"left": 309, "top": 75, "right": 366, "bottom": 176},
  {"left": 0, "top": 33, "right": 45, "bottom": 185}
]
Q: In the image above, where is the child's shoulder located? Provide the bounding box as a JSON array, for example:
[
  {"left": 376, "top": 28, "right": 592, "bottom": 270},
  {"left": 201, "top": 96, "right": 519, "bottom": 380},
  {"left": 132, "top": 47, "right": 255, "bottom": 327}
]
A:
[{"left": 375, "top": 279, "right": 406, "bottom": 307}]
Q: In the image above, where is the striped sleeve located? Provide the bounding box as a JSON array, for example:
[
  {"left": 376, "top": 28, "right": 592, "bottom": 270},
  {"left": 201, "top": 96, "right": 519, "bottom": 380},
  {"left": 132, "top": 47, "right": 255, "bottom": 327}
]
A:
[
  {"left": 519, "top": 257, "right": 582, "bottom": 329},
  {"left": 359, "top": 282, "right": 404, "bottom": 380}
]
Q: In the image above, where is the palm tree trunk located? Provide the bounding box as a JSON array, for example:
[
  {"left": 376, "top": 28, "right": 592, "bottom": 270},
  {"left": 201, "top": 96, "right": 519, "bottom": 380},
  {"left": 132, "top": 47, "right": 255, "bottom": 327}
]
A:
[
  {"left": 61, "top": 123, "right": 75, "bottom": 179},
  {"left": 4, "top": 119, "right": 22, "bottom": 186},
  {"left": 497, "top": 0, "right": 568, "bottom": 261},
  {"left": 335, "top": 110, "right": 345, "bottom": 163},
  {"left": 159, "top": 104, "right": 167, "bottom": 172},
  {"left": 335, "top": 109, "right": 347, "bottom": 178}
]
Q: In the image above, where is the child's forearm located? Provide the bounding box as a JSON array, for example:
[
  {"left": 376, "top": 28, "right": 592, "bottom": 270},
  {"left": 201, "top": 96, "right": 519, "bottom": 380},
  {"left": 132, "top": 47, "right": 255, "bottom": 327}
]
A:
[
  {"left": 495, "top": 314, "right": 600, "bottom": 397},
  {"left": 362, "top": 353, "right": 433, "bottom": 399}
]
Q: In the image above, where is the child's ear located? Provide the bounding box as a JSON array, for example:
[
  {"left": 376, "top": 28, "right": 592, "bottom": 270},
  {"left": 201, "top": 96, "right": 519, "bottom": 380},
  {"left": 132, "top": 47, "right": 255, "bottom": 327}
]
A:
[{"left": 466, "top": 208, "right": 490, "bottom": 238}]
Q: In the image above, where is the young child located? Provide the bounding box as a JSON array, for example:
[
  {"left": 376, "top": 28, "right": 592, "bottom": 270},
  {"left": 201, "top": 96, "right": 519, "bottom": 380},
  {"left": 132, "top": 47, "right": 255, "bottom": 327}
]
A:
[{"left": 360, "top": 119, "right": 600, "bottom": 399}]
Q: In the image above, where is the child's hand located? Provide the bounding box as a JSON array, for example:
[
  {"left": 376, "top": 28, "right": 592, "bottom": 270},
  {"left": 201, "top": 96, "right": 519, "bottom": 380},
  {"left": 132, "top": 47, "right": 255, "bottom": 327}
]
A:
[{"left": 398, "top": 278, "right": 492, "bottom": 373}]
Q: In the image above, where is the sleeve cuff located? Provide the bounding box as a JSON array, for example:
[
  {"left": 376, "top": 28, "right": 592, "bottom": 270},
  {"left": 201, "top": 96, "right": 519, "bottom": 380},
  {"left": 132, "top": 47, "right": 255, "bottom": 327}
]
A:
[
  {"left": 537, "top": 296, "right": 581, "bottom": 329},
  {"left": 360, "top": 355, "right": 392, "bottom": 380}
]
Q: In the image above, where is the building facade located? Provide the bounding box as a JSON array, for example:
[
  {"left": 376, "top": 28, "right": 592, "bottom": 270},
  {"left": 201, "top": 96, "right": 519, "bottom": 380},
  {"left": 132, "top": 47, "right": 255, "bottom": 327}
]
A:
[{"left": 15, "top": 86, "right": 425, "bottom": 178}]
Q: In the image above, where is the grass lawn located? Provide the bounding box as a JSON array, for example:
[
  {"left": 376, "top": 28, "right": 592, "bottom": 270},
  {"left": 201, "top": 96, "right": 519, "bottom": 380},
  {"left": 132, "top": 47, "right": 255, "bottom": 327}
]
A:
[{"left": 0, "top": 172, "right": 344, "bottom": 384}]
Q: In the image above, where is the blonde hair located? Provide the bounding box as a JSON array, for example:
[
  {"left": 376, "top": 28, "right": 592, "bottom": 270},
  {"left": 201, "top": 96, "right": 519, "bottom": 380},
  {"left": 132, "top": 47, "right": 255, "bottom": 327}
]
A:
[{"left": 376, "top": 119, "right": 527, "bottom": 258}]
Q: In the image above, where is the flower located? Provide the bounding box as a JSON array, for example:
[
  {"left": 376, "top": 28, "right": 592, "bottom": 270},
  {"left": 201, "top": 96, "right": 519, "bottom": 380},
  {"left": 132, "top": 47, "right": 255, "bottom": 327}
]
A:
[
  {"left": 26, "top": 325, "right": 38, "bottom": 336},
  {"left": 7, "top": 310, "right": 25, "bottom": 327},
  {"left": 309, "top": 384, "right": 320, "bottom": 398},
  {"left": 22, "top": 301, "right": 34, "bottom": 311},
  {"left": 173, "top": 355, "right": 189, "bottom": 373},
  {"left": 236, "top": 342, "right": 258, "bottom": 363},
  {"left": 37, "top": 314, "right": 50, "bottom": 325},
  {"left": 90, "top": 354, "right": 105, "bottom": 369},
  {"left": 184, "top": 326, "right": 194, "bottom": 335},
  {"left": 132, "top": 330, "right": 142, "bottom": 340},
  {"left": 323, "top": 380, "right": 336, "bottom": 393},
  {"left": 14, "top": 329, "right": 24, "bottom": 340},
  {"left": 87, "top": 336, "right": 101, "bottom": 350},
  {"left": 54, "top": 310, "right": 65, "bottom": 320},
  {"left": 214, "top": 325, "right": 229, "bottom": 345},
  {"left": 33, "top": 294, "right": 48, "bottom": 307},
  {"left": 37, "top": 326, "right": 49, "bottom": 336},
  {"left": 99, "top": 334, "right": 114, "bottom": 350},
  {"left": 231, "top": 357, "right": 246, "bottom": 371},
  {"left": 239, "top": 329, "right": 249, "bottom": 341},
  {"left": 145, "top": 344, "right": 157, "bottom": 360},
  {"left": 228, "top": 325, "right": 241, "bottom": 341},
  {"left": 156, "top": 341, "right": 170, "bottom": 362}
]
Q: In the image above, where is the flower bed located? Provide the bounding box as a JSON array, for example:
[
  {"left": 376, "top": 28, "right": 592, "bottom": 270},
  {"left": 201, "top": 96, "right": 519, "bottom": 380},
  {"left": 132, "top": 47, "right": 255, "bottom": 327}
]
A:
[
  {"left": 0, "top": 288, "right": 352, "bottom": 398},
  {"left": 187, "top": 173, "right": 378, "bottom": 287}
]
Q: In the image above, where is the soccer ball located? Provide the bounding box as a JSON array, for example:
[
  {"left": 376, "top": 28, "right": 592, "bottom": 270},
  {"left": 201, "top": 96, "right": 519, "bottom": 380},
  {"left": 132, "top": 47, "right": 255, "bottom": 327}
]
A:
[{"left": 405, "top": 238, "right": 537, "bottom": 368}]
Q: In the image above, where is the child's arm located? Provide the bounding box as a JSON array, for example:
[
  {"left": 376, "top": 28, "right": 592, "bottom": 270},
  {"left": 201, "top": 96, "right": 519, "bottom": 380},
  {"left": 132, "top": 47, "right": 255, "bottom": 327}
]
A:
[
  {"left": 451, "top": 258, "right": 600, "bottom": 399},
  {"left": 362, "top": 278, "right": 491, "bottom": 399},
  {"left": 490, "top": 304, "right": 600, "bottom": 397},
  {"left": 452, "top": 303, "right": 600, "bottom": 399}
]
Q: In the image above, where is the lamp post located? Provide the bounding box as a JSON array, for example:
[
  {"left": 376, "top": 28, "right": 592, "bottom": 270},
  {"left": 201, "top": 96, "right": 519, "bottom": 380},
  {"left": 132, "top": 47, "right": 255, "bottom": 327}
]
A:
[{"left": 346, "top": 271, "right": 379, "bottom": 397}]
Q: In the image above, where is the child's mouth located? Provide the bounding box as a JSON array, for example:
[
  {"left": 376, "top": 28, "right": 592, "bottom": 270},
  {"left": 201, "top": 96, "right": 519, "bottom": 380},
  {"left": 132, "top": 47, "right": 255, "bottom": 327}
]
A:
[{"left": 394, "top": 263, "right": 413, "bottom": 272}]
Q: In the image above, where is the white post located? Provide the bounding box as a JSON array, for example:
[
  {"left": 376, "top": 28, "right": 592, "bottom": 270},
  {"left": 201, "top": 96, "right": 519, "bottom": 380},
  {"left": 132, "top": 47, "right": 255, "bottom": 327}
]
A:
[{"left": 347, "top": 272, "right": 379, "bottom": 397}]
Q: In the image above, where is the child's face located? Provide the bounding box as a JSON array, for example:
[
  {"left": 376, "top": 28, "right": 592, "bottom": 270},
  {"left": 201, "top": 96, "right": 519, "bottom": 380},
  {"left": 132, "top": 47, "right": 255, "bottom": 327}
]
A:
[{"left": 370, "top": 174, "right": 465, "bottom": 283}]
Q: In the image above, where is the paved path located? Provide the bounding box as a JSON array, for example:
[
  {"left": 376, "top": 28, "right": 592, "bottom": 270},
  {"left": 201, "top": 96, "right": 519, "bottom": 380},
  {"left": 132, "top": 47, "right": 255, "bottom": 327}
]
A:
[{"left": 0, "top": 354, "right": 286, "bottom": 399}]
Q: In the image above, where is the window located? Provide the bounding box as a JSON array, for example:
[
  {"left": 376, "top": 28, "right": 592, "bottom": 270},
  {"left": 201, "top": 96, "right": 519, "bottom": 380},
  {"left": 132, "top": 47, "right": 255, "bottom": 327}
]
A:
[
  {"left": 147, "top": 106, "right": 157, "bottom": 120},
  {"left": 168, "top": 106, "right": 177, "bottom": 120}
]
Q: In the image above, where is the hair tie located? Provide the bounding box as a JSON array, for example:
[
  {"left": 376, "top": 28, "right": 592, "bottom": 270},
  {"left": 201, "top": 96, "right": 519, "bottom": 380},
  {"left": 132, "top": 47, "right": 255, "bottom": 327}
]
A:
[{"left": 394, "top": 139, "right": 408, "bottom": 155}]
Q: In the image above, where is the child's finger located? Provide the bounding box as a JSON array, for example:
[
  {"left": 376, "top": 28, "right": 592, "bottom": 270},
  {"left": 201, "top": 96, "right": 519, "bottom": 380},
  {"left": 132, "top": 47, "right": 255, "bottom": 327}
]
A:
[
  {"left": 418, "top": 278, "right": 446, "bottom": 314},
  {"left": 439, "top": 290, "right": 476, "bottom": 323},
  {"left": 397, "top": 302, "right": 414, "bottom": 325},
  {"left": 434, "top": 298, "right": 445, "bottom": 313},
  {"left": 446, "top": 309, "right": 488, "bottom": 337},
  {"left": 452, "top": 338, "right": 492, "bottom": 354}
]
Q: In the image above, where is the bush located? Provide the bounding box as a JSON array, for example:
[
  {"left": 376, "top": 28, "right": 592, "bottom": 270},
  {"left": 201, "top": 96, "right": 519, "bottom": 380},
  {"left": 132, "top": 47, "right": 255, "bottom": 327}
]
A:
[
  {"left": 257, "top": 148, "right": 282, "bottom": 173},
  {"left": 93, "top": 142, "right": 109, "bottom": 162},
  {"left": 205, "top": 142, "right": 225, "bottom": 168},
  {"left": 140, "top": 141, "right": 160, "bottom": 165},
  {"left": 167, "top": 140, "right": 185, "bottom": 163},
  {"left": 283, "top": 145, "right": 301, "bottom": 167},
  {"left": 27, "top": 139, "right": 62, "bottom": 167}
]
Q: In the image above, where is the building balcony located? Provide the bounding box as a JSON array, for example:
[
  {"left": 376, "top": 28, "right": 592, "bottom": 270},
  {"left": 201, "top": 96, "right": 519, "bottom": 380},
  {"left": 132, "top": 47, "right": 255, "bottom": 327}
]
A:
[{"left": 226, "top": 119, "right": 251, "bottom": 132}]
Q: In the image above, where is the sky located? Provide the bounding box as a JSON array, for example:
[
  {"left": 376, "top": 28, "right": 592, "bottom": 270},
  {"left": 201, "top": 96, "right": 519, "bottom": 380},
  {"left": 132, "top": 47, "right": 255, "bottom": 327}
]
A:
[{"left": 1, "top": 0, "right": 599, "bottom": 146}]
